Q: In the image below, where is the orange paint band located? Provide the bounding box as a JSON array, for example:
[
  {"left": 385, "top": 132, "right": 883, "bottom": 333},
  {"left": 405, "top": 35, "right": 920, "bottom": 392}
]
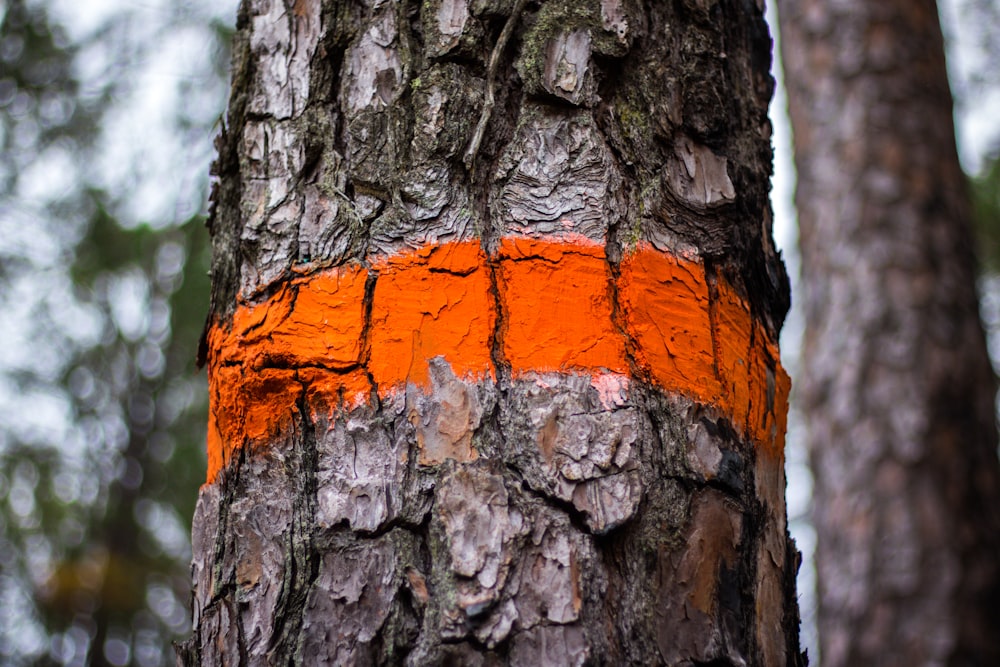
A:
[{"left": 205, "top": 239, "right": 789, "bottom": 481}]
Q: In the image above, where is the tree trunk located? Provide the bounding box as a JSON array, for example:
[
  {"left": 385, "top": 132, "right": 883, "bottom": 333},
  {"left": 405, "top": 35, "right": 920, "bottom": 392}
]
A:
[
  {"left": 775, "top": 0, "right": 1000, "bottom": 664},
  {"left": 180, "top": 1, "right": 803, "bottom": 664}
]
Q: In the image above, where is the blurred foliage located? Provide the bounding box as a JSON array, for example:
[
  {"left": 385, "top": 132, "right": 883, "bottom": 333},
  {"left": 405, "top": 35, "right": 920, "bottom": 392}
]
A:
[
  {"left": 0, "top": 0, "right": 233, "bottom": 665},
  {"left": 971, "top": 151, "right": 1000, "bottom": 376},
  {"left": 0, "top": 0, "right": 100, "bottom": 200},
  {"left": 2, "top": 214, "right": 211, "bottom": 665},
  {"left": 953, "top": 0, "right": 1000, "bottom": 91},
  {"left": 972, "top": 152, "right": 1000, "bottom": 272}
]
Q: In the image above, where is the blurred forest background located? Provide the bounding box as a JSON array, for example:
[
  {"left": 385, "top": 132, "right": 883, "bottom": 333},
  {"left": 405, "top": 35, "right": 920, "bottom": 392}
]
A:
[
  {"left": 0, "top": 1, "right": 235, "bottom": 664},
  {"left": 0, "top": 0, "right": 998, "bottom": 665}
]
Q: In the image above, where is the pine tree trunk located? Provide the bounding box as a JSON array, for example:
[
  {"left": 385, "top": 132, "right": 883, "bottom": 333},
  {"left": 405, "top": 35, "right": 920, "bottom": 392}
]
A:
[
  {"left": 775, "top": 0, "right": 1000, "bottom": 664},
  {"left": 180, "top": 1, "right": 803, "bottom": 664}
]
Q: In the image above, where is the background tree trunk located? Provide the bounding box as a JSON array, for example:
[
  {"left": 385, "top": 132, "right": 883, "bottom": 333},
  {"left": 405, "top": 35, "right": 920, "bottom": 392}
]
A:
[
  {"left": 181, "top": 0, "right": 803, "bottom": 664},
  {"left": 776, "top": 0, "right": 1000, "bottom": 664}
]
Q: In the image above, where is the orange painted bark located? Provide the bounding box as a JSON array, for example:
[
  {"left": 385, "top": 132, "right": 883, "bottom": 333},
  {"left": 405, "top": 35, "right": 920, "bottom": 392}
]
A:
[
  {"left": 369, "top": 241, "right": 494, "bottom": 388},
  {"left": 711, "top": 274, "right": 791, "bottom": 457},
  {"left": 713, "top": 277, "right": 756, "bottom": 437},
  {"left": 209, "top": 264, "right": 369, "bottom": 370},
  {"left": 618, "top": 246, "right": 720, "bottom": 404},
  {"left": 206, "top": 365, "right": 303, "bottom": 479},
  {"left": 205, "top": 239, "right": 788, "bottom": 481},
  {"left": 499, "top": 237, "right": 628, "bottom": 376}
]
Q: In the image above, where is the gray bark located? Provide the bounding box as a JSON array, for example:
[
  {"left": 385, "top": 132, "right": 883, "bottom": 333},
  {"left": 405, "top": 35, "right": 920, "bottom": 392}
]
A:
[
  {"left": 181, "top": 1, "right": 803, "bottom": 664},
  {"left": 775, "top": 0, "right": 1000, "bottom": 664}
]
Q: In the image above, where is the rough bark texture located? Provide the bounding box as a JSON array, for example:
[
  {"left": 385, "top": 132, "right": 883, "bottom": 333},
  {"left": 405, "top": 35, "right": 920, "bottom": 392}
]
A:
[
  {"left": 776, "top": 1, "right": 1000, "bottom": 665},
  {"left": 180, "top": 1, "right": 803, "bottom": 665}
]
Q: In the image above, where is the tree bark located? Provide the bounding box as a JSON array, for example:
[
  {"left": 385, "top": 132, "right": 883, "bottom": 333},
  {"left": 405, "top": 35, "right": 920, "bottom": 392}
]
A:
[
  {"left": 775, "top": 0, "right": 1000, "bottom": 664},
  {"left": 180, "top": 1, "right": 803, "bottom": 664}
]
